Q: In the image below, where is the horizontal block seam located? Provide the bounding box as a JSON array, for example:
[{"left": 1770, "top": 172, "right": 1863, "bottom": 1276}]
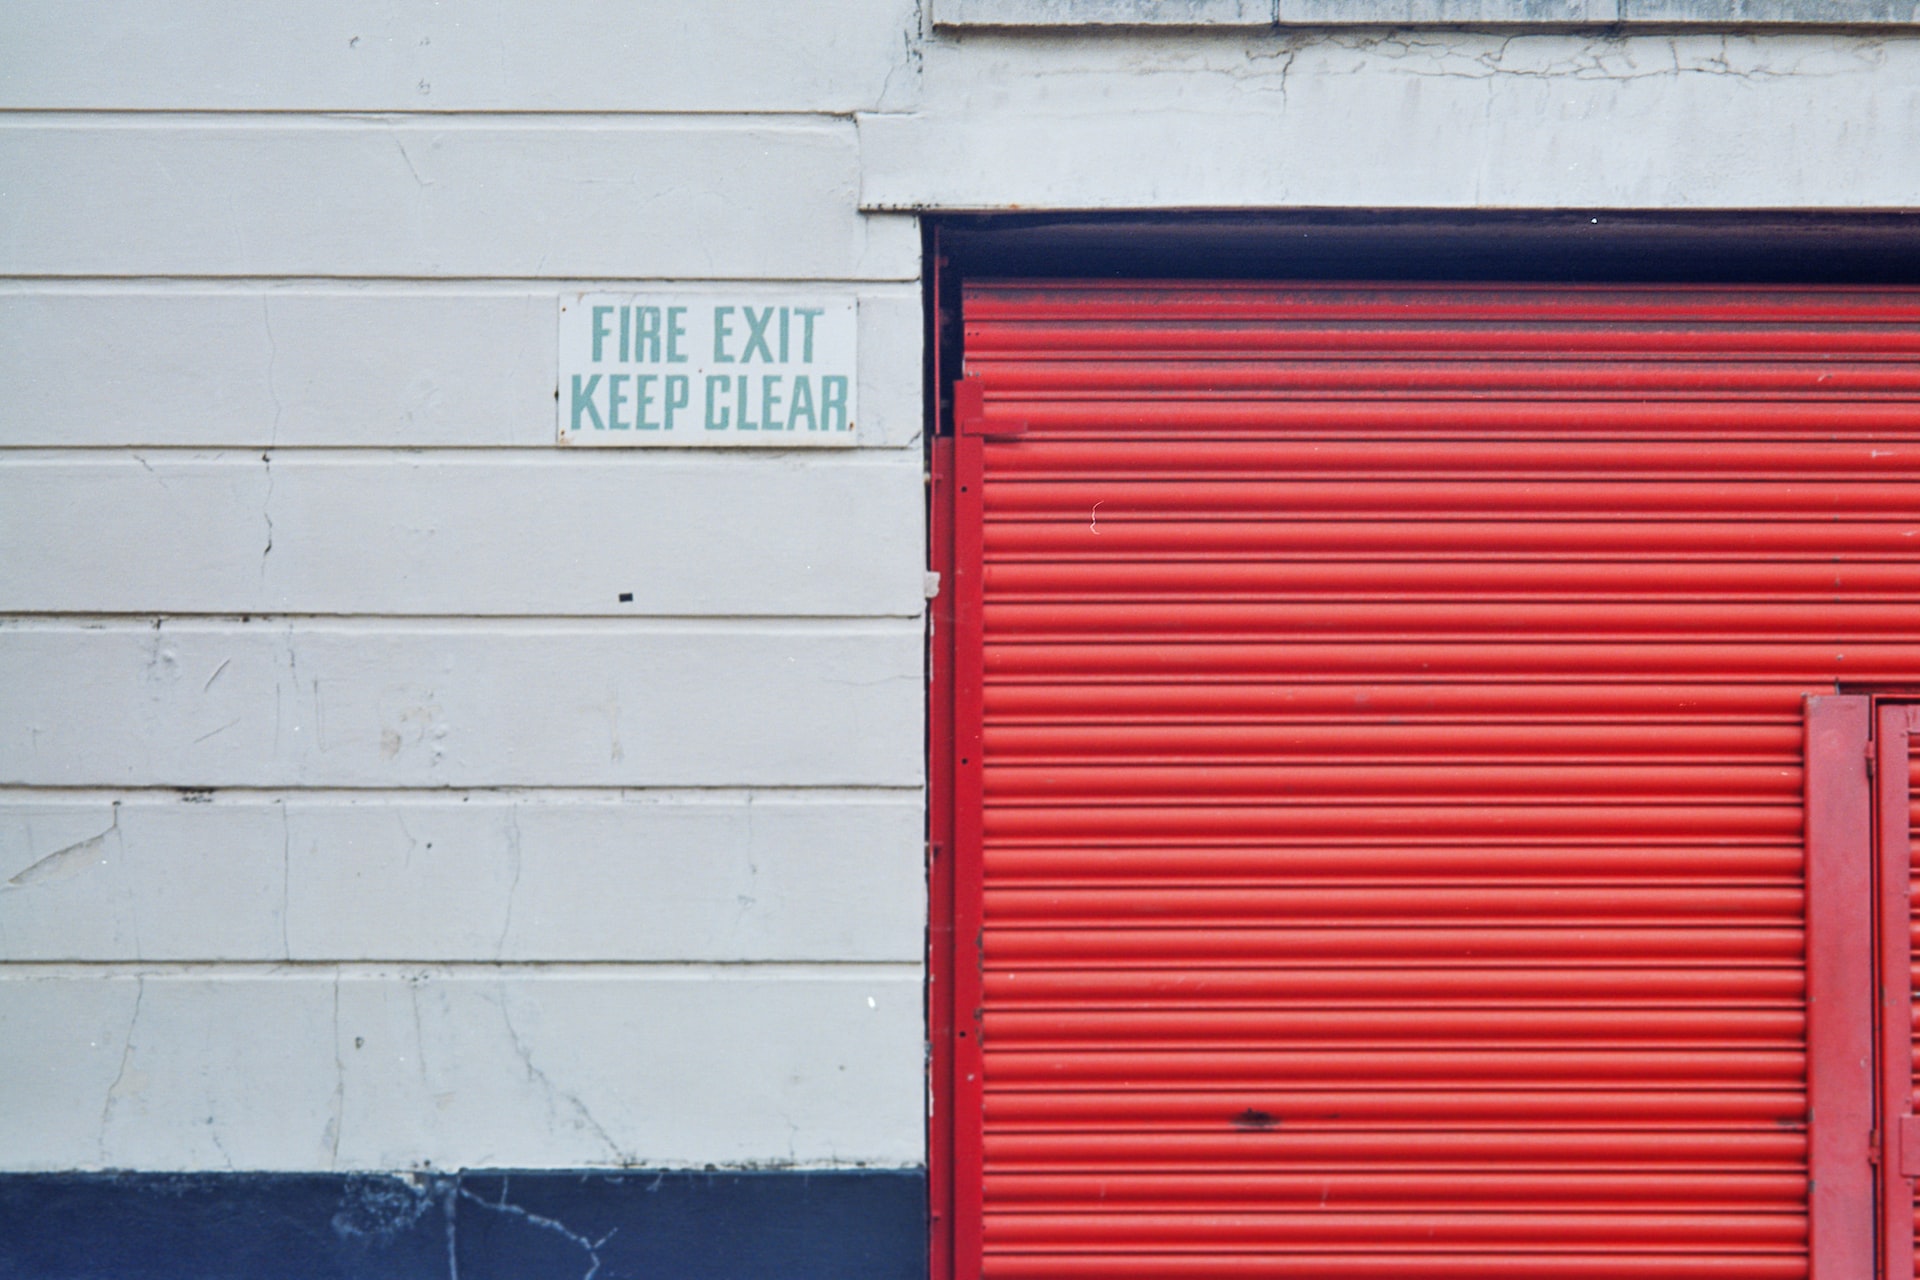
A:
[{"left": 0, "top": 962, "right": 927, "bottom": 978}]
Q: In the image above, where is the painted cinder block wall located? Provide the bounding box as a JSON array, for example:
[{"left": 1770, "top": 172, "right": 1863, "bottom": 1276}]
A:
[
  {"left": 4, "top": 1, "right": 1920, "bottom": 1275},
  {"left": 0, "top": 2, "right": 928, "bottom": 1273}
]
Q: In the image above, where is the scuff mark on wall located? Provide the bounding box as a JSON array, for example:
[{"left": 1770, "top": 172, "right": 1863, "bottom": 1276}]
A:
[
  {"left": 259, "top": 451, "right": 275, "bottom": 582},
  {"left": 602, "top": 688, "right": 624, "bottom": 764},
  {"left": 329, "top": 1170, "right": 435, "bottom": 1244}
]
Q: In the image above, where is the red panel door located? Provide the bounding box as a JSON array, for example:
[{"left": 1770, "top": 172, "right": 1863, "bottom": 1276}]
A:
[
  {"left": 1803, "top": 695, "right": 1920, "bottom": 1278},
  {"left": 938, "top": 282, "right": 1920, "bottom": 1279}
]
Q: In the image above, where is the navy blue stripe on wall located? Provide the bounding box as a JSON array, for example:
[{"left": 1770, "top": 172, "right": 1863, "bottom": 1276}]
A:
[{"left": 0, "top": 1169, "right": 927, "bottom": 1280}]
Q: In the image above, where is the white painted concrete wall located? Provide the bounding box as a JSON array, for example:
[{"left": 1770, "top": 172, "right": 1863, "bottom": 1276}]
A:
[
  {"left": 6, "top": 0, "right": 1918, "bottom": 1177},
  {"left": 0, "top": 0, "right": 927, "bottom": 1174}
]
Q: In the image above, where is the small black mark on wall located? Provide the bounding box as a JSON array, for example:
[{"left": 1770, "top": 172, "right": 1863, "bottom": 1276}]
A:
[
  {"left": 1232, "top": 1108, "right": 1278, "bottom": 1131},
  {"left": 617, "top": 593, "right": 633, "bottom": 603}
]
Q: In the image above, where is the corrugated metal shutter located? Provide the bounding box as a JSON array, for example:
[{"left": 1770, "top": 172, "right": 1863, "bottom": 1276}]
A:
[{"left": 952, "top": 282, "right": 1920, "bottom": 1279}]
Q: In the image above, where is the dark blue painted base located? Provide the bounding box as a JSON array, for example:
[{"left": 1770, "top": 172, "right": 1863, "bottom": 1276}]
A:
[{"left": 0, "top": 1169, "right": 927, "bottom": 1280}]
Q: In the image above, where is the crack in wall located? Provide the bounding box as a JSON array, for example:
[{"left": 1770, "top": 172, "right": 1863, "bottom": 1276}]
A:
[
  {"left": 98, "top": 975, "right": 146, "bottom": 1165},
  {"left": 131, "top": 453, "right": 171, "bottom": 489},
  {"left": 5, "top": 812, "right": 117, "bottom": 892},
  {"left": 1320, "top": 29, "right": 1889, "bottom": 81},
  {"left": 396, "top": 813, "right": 422, "bottom": 870},
  {"left": 118, "top": 803, "right": 143, "bottom": 961},
  {"left": 261, "top": 297, "right": 283, "bottom": 446},
  {"left": 458, "top": 1178, "right": 617, "bottom": 1280},
  {"left": 191, "top": 717, "right": 242, "bottom": 746},
  {"left": 442, "top": 1177, "right": 461, "bottom": 1280},
  {"left": 877, "top": 0, "right": 928, "bottom": 108},
  {"left": 205, "top": 1115, "right": 235, "bottom": 1171},
  {"left": 407, "top": 973, "right": 431, "bottom": 1088},
  {"left": 495, "top": 988, "right": 629, "bottom": 1166},
  {"left": 279, "top": 801, "right": 293, "bottom": 962},
  {"left": 1245, "top": 35, "right": 1301, "bottom": 107},
  {"left": 393, "top": 135, "right": 435, "bottom": 189},
  {"left": 731, "top": 798, "right": 761, "bottom": 943},
  {"left": 327, "top": 972, "right": 345, "bottom": 1169},
  {"left": 495, "top": 806, "right": 523, "bottom": 960}
]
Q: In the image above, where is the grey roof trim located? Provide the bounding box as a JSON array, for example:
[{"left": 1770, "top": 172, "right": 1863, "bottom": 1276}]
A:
[
  {"left": 934, "top": 0, "right": 1920, "bottom": 25},
  {"left": 935, "top": 0, "right": 1276, "bottom": 23}
]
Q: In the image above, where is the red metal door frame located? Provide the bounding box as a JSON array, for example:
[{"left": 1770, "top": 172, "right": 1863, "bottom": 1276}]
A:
[
  {"left": 927, "top": 236, "right": 955, "bottom": 1280},
  {"left": 926, "top": 231, "right": 980, "bottom": 1280},
  {"left": 1806, "top": 695, "right": 1876, "bottom": 1276},
  {"left": 1876, "top": 703, "right": 1920, "bottom": 1277},
  {"left": 928, "top": 428, "right": 956, "bottom": 1280},
  {"left": 942, "top": 424, "right": 987, "bottom": 1280}
]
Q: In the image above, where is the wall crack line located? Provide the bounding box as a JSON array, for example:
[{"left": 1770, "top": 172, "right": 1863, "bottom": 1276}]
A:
[
  {"left": 98, "top": 974, "right": 145, "bottom": 1164},
  {"left": 458, "top": 1179, "right": 617, "bottom": 1280},
  {"left": 496, "top": 987, "right": 629, "bottom": 1165}
]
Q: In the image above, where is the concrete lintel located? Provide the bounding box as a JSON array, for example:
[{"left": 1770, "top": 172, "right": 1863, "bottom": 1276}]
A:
[
  {"left": 1618, "top": 0, "right": 1920, "bottom": 22},
  {"left": 1278, "top": 0, "right": 1618, "bottom": 22},
  {"left": 933, "top": 0, "right": 1276, "bottom": 25},
  {"left": 936, "top": 0, "right": 1920, "bottom": 23}
]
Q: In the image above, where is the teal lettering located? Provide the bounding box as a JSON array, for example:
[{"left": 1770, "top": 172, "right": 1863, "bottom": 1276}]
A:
[
  {"left": 779, "top": 307, "right": 790, "bottom": 362},
  {"left": 618, "top": 306, "right": 631, "bottom": 362},
  {"left": 712, "top": 307, "right": 736, "bottom": 363},
  {"left": 786, "top": 375, "right": 817, "bottom": 431},
  {"left": 795, "top": 308, "right": 823, "bottom": 362},
  {"left": 590, "top": 307, "right": 615, "bottom": 363},
  {"left": 741, "top": 307, "right": 776, "bottom": 364},
  {"left": 705, "top": 375, "right": 730, "bottom": 429},
  {"left": 606, "top": 374, "right": 630, "bottom": 429},
  {"left": 633, "top": 307, "right": 663, "bottom": 362},
  {"left": 821, "top": 375, "right": 848, "bottom": 432},
  {"left": 571, "top": 375, "right": 605, "bottom": 431},
  {"left": 666, "top": 307, "right": 689, "bottom": 363},
  {"left": 761, "top": 376, "right": 785, "bottom": 430},
  {"left": 635, "top": 374, "right": 658, "bottom": 429},
  {"left": 665, "top": 374, "right": 690, "bottom": 429},
  {"left": 735, "top": 374, "right": 757, "bottom": 429}
]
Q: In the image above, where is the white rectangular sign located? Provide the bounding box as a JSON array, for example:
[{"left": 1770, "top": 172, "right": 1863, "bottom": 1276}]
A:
[{"left": 558, "top": 294, "right": 857, "bottom": 446}]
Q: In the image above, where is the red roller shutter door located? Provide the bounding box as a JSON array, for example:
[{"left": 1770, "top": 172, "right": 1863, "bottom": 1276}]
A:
[{"left": 944, "top": 282, "right": 1920, "bottom": 1279}]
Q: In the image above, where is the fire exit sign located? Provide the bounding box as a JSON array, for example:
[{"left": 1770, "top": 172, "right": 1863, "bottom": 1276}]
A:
[{"left": 558, "top": 294, "right": 858, "bottom": 446}]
